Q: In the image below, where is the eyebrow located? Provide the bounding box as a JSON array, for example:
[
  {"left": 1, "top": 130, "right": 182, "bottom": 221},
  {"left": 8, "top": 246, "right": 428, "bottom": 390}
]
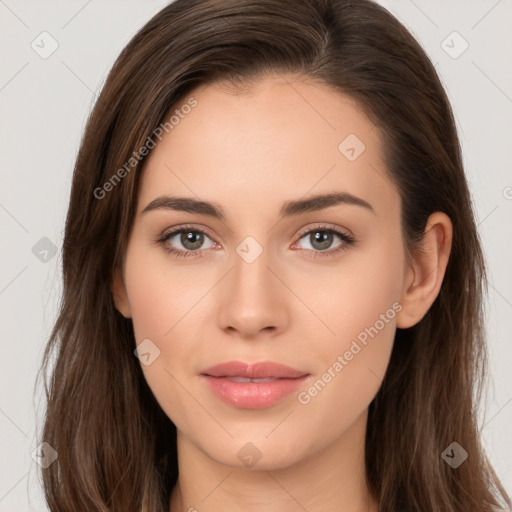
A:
[{"left": 140, "top": 191, "right": 375, "bottom": 220}]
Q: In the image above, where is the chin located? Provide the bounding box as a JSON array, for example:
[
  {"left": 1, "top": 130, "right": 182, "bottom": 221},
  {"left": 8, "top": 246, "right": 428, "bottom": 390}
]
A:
[{"left": 201, "top": 434, "right": 310, "bottom": 471}]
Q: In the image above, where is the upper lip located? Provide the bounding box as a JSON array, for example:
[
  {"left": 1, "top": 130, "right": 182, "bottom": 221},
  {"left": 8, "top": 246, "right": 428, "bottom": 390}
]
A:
[{"left": 201, "top": 361, "right": 308, "bottom": 379}]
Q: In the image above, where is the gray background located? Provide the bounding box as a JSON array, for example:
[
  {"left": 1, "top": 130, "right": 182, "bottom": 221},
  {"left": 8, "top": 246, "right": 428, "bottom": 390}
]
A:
[{"left": 0, "top": 0, "right": 511, "bottom": 509}]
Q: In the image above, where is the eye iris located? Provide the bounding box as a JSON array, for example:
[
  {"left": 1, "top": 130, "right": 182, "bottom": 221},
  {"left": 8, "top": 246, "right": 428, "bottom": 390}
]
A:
[
  {"left": 311, "top": 231, "right": 333, "bottom": 250},
  {"left": 181, "top": 231, "right": 203, "bottom": 250}
]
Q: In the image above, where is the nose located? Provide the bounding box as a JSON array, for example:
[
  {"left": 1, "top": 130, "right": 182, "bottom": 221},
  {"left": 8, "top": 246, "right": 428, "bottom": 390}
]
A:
[{"left": 216, "top": 246, "right": 289, "bottom": 339}]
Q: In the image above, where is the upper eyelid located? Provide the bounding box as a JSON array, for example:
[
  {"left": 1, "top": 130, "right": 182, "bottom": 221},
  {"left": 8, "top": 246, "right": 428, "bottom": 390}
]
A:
[
  {"left": 161, "top": 225, "right": 217, "bottom": 243},
  {"left": 295, "top": 223, "right": 352, "bottom": 239}
]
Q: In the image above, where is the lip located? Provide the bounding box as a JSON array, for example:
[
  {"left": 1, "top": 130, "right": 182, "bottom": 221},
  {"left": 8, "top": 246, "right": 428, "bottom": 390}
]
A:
[{"left": 200, "top": 361, "right": 310, "bottom": 409}]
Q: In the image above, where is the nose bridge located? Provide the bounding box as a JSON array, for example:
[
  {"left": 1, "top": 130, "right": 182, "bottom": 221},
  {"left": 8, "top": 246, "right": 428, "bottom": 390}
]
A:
[
  {"left": 216, "top": 235, "right": 288, "bottom": 336},
  {"left": 232, "top": 239, "right": 272, "bottom": 297}
]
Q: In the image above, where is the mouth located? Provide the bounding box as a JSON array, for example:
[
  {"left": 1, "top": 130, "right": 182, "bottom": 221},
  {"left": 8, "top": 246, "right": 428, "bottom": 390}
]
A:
[
  {"left": 219, "top": 376, "right": 284, "bottom": 383},
  {"left": 200, "top": 360, "right": 310, "bottom": 409}
]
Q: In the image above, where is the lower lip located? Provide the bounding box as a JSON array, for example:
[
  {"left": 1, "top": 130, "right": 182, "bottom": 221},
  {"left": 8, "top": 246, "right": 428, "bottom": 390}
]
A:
[{"left": 201, "top": 375, "right": 309, "bottom": 409}]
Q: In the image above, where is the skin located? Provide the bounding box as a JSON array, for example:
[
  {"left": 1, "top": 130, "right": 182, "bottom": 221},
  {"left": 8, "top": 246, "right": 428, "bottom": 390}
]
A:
[{"left": 112, "top": 74, "right": 452, "bottom": 512}]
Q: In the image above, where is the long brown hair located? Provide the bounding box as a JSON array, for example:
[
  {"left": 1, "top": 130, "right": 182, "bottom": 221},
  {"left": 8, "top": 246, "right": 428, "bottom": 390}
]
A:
[{"left": 37, "top": 0, "right": 511, "bottom": 510}]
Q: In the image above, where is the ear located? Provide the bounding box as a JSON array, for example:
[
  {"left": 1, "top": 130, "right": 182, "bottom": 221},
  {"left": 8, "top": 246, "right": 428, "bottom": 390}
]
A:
[
  {"left": 396, "top": 212, "right": 453, "bottom": 329},
  {"left": 111, "top": 268, "right": 132, "bottom": 318}
]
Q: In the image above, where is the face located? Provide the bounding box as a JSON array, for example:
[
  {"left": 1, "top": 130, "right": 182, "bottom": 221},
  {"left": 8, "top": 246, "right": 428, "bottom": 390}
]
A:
[{"left": 113, "top": 74, "right": 411, "bottom": 470}]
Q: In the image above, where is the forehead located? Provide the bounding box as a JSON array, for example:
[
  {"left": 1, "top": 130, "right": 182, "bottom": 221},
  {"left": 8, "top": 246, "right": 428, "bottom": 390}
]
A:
[{"left": 137, "top": 75, "right": 399, "bottom": 219}]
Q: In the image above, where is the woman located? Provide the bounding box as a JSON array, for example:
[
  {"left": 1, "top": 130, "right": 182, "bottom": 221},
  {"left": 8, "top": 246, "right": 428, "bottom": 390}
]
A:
[{"left": 38, "top": 0, "right": 511, "bottom": 510}]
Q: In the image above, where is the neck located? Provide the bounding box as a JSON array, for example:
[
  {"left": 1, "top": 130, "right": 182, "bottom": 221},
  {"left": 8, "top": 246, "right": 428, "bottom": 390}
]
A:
[{"left": 169, "top": 409, "right": 378, "bottom": 512}]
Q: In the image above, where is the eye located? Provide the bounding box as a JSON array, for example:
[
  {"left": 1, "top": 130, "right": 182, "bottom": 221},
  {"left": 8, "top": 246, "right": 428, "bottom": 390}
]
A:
[
  {"left": 292, "top": 225, "right": 356, "bottom": 258},
  {"left": 155, "top": 224, "right": 356, "bottom": 260},
  {"left": 156, "top": 226, "right": 217, "bottom": 259}
]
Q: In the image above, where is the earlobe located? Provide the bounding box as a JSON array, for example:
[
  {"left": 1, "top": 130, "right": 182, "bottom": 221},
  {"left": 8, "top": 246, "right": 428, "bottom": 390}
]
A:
[
  {"left": 111, "top": 269, "right": 132, "bottom": 319},
  {"left": 396, "top": 212, "right": 453, "bottom": 329}
]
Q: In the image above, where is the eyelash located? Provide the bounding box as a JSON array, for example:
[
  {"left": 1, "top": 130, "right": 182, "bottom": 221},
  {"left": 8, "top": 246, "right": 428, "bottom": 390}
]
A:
[{"left": 155, "top": 224, "right": 356, "bottom": 260}]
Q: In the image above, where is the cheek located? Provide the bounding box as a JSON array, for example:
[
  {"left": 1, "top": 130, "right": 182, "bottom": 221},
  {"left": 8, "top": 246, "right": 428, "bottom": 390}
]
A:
[
  {"left": 124, "top": 243, "right": 206, "bottom": 343},
  {"left": 124, "top": 243, "right": 217, "bottom": 395},
  {"left": 123, "top": 246, "right": 207, "bottom": 425},
  {"left": 290, "top": 233, "right": 405, "bottom": 352},
  {"left": 292, "top": 236, "right": 404, "bottom": 419}
]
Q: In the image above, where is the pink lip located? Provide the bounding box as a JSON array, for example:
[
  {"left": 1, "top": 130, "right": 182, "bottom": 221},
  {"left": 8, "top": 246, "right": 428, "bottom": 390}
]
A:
[{"left": 200, "top": 361, "right": 310, "bottom": 409}]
